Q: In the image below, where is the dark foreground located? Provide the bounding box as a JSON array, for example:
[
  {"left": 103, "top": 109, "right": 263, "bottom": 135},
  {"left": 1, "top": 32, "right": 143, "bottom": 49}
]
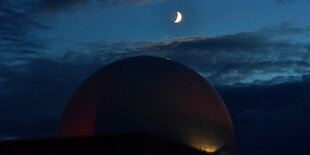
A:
[{"left": 0, "top": 133, "right": 214, "bottom": 155}]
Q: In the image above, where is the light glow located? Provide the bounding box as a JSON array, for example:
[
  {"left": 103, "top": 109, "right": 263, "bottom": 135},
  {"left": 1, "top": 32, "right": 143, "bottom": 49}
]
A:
[
  {"left": 174, "top": 11, "right": 183, "bottom": 23},
  {"left": 202, "top": 146, "right": 218, "bottom": 153}
]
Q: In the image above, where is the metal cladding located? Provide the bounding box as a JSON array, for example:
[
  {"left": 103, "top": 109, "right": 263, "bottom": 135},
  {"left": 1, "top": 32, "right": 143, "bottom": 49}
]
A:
[{"left": 58, "top": 56, "right": 235, "bottom": 155}]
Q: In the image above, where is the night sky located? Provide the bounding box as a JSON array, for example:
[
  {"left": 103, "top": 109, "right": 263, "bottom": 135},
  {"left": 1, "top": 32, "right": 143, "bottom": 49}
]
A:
[{"left": 0, "top": 0, "right": 310, "bottom": 154}]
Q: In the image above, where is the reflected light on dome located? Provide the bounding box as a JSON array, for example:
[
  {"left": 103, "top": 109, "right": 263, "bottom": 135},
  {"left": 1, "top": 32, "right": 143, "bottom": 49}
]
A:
[
  {"left": 193, "top": 144, "right": 218, "bottom": 153},
  {"left": 202, "top": 145, "right": 218, "bottom": 153}
]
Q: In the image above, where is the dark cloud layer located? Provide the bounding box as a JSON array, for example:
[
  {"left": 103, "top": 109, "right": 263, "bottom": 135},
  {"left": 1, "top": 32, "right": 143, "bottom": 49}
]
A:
[
  {"left": 218, "top": 79, "right": 310, "bottom": 155},
  {"left": 97, "top": 0, "right": 163, "bottom": 7},
  {"left": 275, "top": 0, "right": 310, "bottom": 4},
  {"left": 30, "top": 0, "right": 89, "bottom": 12},
  {"left": 64, "top": 23, "right": 310, "bottom": 86},
  {"left": 1, "top": 0, "right": 162, "bottom": 15},
  {"left": 0, "top": 0, "right": 161, "bottom": 63},
  {"left": 25, "top": 0, "right": 163, "bottom": 13},
  {"left": 0, "top": 1, "right": 50, "bottom": 67},
  {"left": 0, "top": 58, "right": 102, "bottom": 139},
  {"left": 276, "top": 0, "right": 294, "bottom": 4}
]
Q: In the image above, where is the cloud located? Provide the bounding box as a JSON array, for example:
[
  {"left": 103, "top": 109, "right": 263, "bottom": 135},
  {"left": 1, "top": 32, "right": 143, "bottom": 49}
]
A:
[
  {"left": 1, "top": 0, "right": 164, "bottom": 17},
  {"left": 97, "top": 0, "right": 164, "bottom": 7},
  {"left": 64, "top": 22, "right": 310, "bottom": 86},
  {"left": 275, "top": 0, "right": 310, "bottom": 4},
  {"left": 28, "top": 0, "right": 90, "bottom": 13},
  {"left": 2, "top": 16, "right": 310, "bottom": 86},
  {"left": 25, "top": 0, "right": 163, "bottom": 13},
  {"left": 275, "top": 0, "right": 294, "bottom": 4},
  {"left": 0, "top": 1, "right": 50, "bottom": 66},
  {"left": 217, "top": 80, "right": 310, "bottom": 155},
  {"left": 0, "top": 0, "right": 163, "bottom": 60},
  {"left": 0, "top": 57, "right": 102, "bottom": 139}
]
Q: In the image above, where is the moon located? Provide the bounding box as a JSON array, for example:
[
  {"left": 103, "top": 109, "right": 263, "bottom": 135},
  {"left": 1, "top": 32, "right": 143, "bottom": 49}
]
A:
[{"left": 174, "top": 11, "right": 183, "bottom": 24}]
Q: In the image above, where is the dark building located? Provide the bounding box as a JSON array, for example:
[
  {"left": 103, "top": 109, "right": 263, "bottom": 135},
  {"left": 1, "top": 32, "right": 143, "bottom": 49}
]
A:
[{"left": 58, "top": 56, "right": 235, "bottom": 155}]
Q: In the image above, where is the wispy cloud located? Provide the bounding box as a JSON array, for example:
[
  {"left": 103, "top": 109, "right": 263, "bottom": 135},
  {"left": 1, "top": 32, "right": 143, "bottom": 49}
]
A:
[
  {"left": 55, "top": 22, "right": 310, "bottom": 86},
  {"left": 0, "top": 0, "right": 163, "bottom": 65},
  {"left": 275, "top": 0, "right": 294, "bottom": 4},
  {"left": 23, "top": 0, "right": 163, "bottom": 13},
  {"left": 275, "top": 0, "right": 310, "bottom": 4},
  {"left": 0, "top": 1, "right": 50, "bottom": 66}
]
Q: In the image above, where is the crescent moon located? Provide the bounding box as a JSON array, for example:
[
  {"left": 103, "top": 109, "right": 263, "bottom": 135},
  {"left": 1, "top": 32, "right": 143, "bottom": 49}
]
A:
[{"left": 174, "top": 11, "right": 182, "bottom": 24}]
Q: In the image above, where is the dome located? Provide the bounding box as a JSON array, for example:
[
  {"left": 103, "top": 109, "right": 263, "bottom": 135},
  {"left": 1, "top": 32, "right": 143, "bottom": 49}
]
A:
[{"left": 58, "top": 56, "right": 235, "bottom": 154}]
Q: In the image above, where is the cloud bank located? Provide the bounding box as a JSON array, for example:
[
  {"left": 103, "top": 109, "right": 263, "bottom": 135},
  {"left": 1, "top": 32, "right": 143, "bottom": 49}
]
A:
[{"left": 53, "top": 22, "right": 310, "bottom": 86}]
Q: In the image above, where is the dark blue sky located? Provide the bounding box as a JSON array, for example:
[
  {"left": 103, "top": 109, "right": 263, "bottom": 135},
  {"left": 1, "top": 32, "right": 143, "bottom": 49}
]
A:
[{"left": 0, "top": 0, "right": 310, "bottom": 154}]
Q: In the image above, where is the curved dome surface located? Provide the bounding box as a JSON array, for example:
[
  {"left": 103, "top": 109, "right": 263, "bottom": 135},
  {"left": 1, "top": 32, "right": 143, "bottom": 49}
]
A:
[{"left": 58, "top": 56, "right": 235, "bottom": 154}]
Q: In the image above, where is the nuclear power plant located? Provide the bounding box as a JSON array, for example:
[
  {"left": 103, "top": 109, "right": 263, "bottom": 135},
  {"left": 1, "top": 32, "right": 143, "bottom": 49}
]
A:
[{"left": 1, "top": 56, "right": 235, "bottom": 155}]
